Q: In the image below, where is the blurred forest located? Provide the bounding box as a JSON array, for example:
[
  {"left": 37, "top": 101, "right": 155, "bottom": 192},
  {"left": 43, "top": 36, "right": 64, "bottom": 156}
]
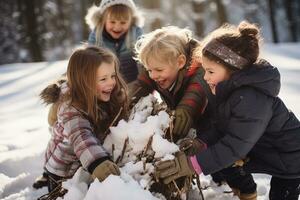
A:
[{"left": 0, "top": 0, "right": 299, "bottom": 65}]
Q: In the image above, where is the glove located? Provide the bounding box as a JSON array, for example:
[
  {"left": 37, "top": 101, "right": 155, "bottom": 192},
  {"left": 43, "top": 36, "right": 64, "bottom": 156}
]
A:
[
  {"left": 154, "top": 151, "right": 195, "bottom": 184},
  {"left": 179, "top": 138, "right": 207, "bottom": 156},
  {"left": 92, "top": 160, "right": 120, "bottom": 182},
  {"left": 173, "top": 108, "right": 193, "bottom": 141}
]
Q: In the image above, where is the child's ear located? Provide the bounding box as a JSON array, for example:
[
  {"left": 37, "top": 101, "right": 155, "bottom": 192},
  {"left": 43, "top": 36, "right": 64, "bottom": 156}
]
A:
[{"left": 177, "top": 54, "right": 186, "bottom": 69}]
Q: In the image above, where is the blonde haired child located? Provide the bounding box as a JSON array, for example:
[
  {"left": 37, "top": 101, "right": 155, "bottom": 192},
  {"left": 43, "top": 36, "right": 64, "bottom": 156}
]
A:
[
  {"left": 85, "top": 0, "right": 144, "bottom": 83},
  {"left": 155, "top": 21, "right": 300, "bottom": 200},
  {"left": 39, "top": 46, "right": 128, "bottom": 195},
  {"left": 131, "top": 26, "right": 210, "bottom": 142}
]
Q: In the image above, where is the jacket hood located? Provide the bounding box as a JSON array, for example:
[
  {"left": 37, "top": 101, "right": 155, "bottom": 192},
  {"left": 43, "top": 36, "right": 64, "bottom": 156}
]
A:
[
  {"left": 217, "top": 59, "right": 281, "bottom": 99},
  {"left": 85, "top": 4, "right": 144, "bottom": 31}
]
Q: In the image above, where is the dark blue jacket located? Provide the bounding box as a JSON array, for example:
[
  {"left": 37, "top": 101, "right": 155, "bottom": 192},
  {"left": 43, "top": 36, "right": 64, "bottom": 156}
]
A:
[
  {"left": 196, "top": 59, "right": 300, "bottom": 179},
  {"left": 88, "top": 26, "right": 142, "bottom": 83}
]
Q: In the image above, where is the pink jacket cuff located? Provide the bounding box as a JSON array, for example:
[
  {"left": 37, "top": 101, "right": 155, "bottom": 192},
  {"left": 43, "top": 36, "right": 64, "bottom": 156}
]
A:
[{"left": 189, "top": 155, "right": 202, "bottom": 174}]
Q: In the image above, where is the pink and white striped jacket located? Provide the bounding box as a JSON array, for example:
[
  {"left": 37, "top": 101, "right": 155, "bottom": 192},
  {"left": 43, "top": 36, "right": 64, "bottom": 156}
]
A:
[{"left": 44, "top": 101, "right": 109, "bottom": 178}]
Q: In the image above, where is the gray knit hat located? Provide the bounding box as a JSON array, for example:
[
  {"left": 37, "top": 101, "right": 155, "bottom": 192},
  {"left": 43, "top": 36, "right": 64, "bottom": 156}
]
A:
[
  {"left": 99, "top": 0, "right": 137, "bottom": 14},
  {"left": 85, "top": 0, "right": 144, "bottom": 30}
]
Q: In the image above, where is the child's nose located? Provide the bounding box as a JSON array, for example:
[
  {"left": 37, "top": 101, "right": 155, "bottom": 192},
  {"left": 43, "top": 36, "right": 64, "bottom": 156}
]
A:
[{"left": 150, "top": 71, "right": 158, "bottom": 80}]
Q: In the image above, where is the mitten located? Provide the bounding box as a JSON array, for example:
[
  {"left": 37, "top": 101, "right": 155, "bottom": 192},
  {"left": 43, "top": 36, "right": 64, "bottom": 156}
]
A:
[
  {"left": 179, "top": 138, "right": 207, "bottom": 156},
  {"left": 92, "top": 160, "right": 120, "bottom": 182},
  {"left": 154, "top": 151, "right": 195, "bottom": 184},
  {"left": 173, "top": 108, "right": 193, "bottom": 140}
]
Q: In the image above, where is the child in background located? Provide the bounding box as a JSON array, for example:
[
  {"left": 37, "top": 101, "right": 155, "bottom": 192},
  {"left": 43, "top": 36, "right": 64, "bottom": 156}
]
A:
[
  {"left": 130, "top": 26, "right": 210, "bottom": 142},
  {"left": 155, "top": 21, "right": 300, "bottom": 200},
  {"left": 39, "top": 46, "right": 128, "bottom": 194},
  {"left": 85, "top": 0, "right": 144, "bottom": 83}
]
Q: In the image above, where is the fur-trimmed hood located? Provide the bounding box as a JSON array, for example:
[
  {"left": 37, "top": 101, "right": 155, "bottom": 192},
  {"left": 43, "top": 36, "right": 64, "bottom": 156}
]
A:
[{"left": 85, "top": 3, "right": 144, "bottom": 31}]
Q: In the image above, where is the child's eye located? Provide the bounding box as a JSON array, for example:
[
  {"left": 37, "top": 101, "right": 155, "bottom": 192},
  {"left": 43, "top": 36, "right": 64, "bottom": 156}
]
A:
[{"left": 98, "top": 78, "right": 106, "bottom": 82}]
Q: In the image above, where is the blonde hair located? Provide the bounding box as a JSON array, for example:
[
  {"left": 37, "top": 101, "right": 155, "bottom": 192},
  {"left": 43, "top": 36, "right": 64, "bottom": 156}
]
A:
[
  {"left": 135, "top": 26, "right": 193, "bottom": 68},
  {"left": 94, "top": 5, "right": 134, "bottom": 48},
  {"left": 66, "top": 45, "right": 128, "bottom": 125}
]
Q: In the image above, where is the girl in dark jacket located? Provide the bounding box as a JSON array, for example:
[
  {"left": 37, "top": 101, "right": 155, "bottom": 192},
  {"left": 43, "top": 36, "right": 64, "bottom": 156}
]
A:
[{"left": 154, "top": 21, "right": 300, "bottom": 200}]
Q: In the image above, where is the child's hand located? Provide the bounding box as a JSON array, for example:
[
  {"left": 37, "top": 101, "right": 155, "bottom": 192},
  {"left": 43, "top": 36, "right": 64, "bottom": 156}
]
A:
[
  {"left": 92, "top": 160, "right": 120, "bottom": 181},
  {"left": 173, "top": 108, "right": 193, "bottom": 140},
  {"left": 179, "top": 138, "right": 207, "bottom": 156},
  {"left": 154, "top": 151, "right": 195, "bottom": 184}
]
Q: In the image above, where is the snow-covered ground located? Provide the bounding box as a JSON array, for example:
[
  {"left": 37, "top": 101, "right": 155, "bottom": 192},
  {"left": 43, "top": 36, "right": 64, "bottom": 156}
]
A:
[{"left": 0, "top": 43, "right": 300, "bottom": 200}]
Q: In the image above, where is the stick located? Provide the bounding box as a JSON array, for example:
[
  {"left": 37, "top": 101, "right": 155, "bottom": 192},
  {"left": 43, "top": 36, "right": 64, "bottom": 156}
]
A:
[{"left": 104, "top": 107, "right": 123, "bottom": 135}]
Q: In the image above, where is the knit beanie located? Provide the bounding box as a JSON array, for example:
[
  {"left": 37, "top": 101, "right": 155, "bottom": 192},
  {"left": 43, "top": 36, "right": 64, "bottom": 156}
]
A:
[
  {"left": 98, "top": 0, "right": 137, "bottom": 14},
  {"left": 85, "top": 0, "right": 144, "bottom": 30}
]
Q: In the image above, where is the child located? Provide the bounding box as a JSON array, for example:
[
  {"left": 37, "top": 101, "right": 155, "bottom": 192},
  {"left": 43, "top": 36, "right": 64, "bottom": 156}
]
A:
[
  {"left": 85, "top": 0, "right": 144, "bottom": 83},
  {"left": 154, "top": 21, "right": 300, "bottom": 200},
  {"left": 130, "top": 26, "right": 210, "bottom": 142},
  {"left": 39, "top": 46, "right": 128, "bottom": 193}
]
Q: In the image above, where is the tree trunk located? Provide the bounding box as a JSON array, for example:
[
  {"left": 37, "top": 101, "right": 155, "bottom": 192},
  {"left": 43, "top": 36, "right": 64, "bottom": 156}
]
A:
[
  {"left": 285, "top": 0, "right": 298, "bottom": 42},
  {"left": 24, "top": 0, "right": 43, "bottom": 61},
  {"left": 214, "top": 0, "right": 227, "bottom": 26},
  {"left": 192, "top": 1, "right": 206, "bottom": 37},
  {"left": 268, "top": 0, "right": 278, "bottom": 43}
]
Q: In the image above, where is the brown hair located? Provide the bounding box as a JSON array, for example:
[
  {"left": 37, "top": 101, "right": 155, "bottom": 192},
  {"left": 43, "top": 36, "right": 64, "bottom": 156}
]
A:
[
  {"left": 198, "top": 21, "right": 262, "bottom": 71},
  {"left": 66, "top": 45, "right": 128, "bottom": 125}
]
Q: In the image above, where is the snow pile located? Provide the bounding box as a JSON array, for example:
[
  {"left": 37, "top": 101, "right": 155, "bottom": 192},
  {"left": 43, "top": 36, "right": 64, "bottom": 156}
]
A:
[{"left": 59, "top": 94, "right": 179, "bottom": 200}]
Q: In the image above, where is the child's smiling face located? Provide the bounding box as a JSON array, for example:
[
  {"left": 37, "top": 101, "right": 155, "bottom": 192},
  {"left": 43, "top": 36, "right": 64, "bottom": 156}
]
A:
[
  {"left": 96, "top": 62, "right": 116, "bottom": 102},
  {"left": 105, "top": 14, "right": 132, "bottom": 39},
  {"left": 146, "top": 55, "right": 186, "bottom": 90},
  {"left": 202, "top": 56, "right": 231, "bottom": 95}
]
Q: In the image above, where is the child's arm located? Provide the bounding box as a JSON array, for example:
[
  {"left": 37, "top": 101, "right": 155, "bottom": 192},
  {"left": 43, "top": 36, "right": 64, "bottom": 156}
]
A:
[
  {"left": 62, "top": 106, "right": 110, "bottom": 172},
  {"left": 173, "top": 68, "right": 208, "bottom": 139},
  {"left": 195, "top": 88, "right": 273, "bottom": 175},
  {"left": 128, "top": 68, "right": 155, "bottom": 107}
]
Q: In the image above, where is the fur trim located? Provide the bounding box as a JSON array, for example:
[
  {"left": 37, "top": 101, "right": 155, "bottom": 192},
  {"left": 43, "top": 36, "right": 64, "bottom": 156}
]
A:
[{"left": 85, "top": 3, "right": 144, "bottom": 31}]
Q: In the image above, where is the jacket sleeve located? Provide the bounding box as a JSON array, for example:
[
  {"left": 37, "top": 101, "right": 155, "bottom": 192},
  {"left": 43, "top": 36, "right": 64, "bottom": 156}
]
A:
[
  {"left": 196, "top": 88, "right": 273, "bottom": 175},
  {"left": 62, "top": 106, "right": 109, "bottom": 170},
  {"left": 177, "top": 68, "right": 208, "bottom": 121},
  {"left": 128, "top": 68, "right": 155, "bottom": 106}
]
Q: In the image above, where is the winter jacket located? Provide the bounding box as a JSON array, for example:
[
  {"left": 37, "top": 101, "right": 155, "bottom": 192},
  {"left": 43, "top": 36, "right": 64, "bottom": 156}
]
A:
[
  {"left": 129, "top": 60, "right": 210, "bottom": 135},
  {"left": 44, "top": 83, "right": 110, "bottom": 178},
  {"left": 195, "top": 59, "right": 300, "bottom": 179},
  {"left": 88, "top": 26, "right": 143, "bottom": 83}
]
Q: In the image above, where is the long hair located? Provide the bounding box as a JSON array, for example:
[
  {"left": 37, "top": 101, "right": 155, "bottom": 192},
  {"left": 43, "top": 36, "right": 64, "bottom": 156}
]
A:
[
  {"left": 95, "top": 5, "right": 134, "bottom": 48},
  {"left": 66, "top": 45, "right": 128, "bottom": 125}
]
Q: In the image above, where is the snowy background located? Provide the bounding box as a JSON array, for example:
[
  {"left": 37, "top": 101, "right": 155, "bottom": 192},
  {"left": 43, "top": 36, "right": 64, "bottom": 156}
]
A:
[{"left": 0, "top": 43, "right": 300, "bottom": 200}]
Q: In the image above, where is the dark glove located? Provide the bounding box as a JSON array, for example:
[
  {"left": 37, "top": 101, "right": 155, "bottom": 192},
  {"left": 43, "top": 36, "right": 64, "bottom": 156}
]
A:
[
  {"left": 92, "top": 160, "right": 120, "bottom": 182},
  {"left": 173, "top": 108, "right": 193, "bottom": 140},
  {"left": 154, "top": 151, "right": 195, "bottom": 184},
  {"left": 179, "top": 138, "right": 207, "bottom": 156}
]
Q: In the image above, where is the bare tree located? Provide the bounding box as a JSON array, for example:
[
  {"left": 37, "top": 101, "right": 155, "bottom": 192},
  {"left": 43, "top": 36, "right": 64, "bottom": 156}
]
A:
[
  {"left": 284, "top": 0, "right": 298, "bottom": 42},
  {"left": 268, "top": 0, "right": 278, "bottom": 43},
  {"left": 24, "top": 0, "right": 43, "bottom": 61}
]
